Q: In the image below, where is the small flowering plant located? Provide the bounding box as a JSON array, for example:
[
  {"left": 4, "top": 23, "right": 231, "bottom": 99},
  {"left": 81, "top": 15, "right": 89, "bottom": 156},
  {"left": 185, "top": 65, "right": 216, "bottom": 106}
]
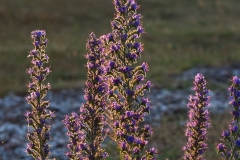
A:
[
  {"left": 104, "top": 0, "right": 158, "bottom": 159},
  {"left": 183, "top": 73, "right": 211, "bottom": 160},
  {"left": 63, "top": 33, "right": 109, "bottom": 160},
  {"left": 217, "top": 76, "right": 240, "bottom": 160},
  {"left": 25, "top": 30, "right": 55, "bottom": 159}
]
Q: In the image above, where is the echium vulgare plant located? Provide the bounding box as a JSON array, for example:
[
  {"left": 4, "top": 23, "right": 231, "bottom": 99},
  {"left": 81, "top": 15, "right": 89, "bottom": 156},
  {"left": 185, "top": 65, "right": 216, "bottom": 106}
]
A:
[
  {"left": 183, "top": 73, "right": 211, "bottom": 160},
  {"left": 104, "top": 0, "right": 158, "bottom": 159},
  {"left": 25, "top": 30, "right": 55, "bottom": 159},
  {"left": 63, "top": 33, "right": 109, "bottom": 160},
  {"left": 217, "top": 76, "right": 240, "bottom": 160}
]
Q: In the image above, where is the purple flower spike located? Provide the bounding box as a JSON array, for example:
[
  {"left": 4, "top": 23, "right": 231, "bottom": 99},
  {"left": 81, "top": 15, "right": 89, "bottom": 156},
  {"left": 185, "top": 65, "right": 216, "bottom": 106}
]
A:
[
  {"left": 25, "top": 30, "right": 55, "bottom": 160},
  {"left": 217, "top": 76, "right": 240, "bottom": 159},
  {"left": 63, "top": 33, "right": 108, "bottom": 159},
  {"left": 104, "top": 0, "right": 158, "bottom": 159},
  {"left": 183, "top": 73, "right": 210, "bottom": 160}
]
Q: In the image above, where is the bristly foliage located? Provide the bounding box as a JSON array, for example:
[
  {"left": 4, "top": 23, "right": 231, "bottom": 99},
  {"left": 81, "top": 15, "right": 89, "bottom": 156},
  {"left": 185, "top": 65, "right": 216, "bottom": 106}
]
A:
[
  {"left": 183, "top": 73, "right": 211, "bottom": 160},
  {"left": 63, "top": 33, "right": 109, "bottom": 160},
  {"left": 104, "top": 0, "right": 158, "bottom": 159},
  {"left": 217, "top": 76, "right": 240, "bottom": 160},
  {"left": 25, "top": 30, "right": 55, "bottom": 160}
]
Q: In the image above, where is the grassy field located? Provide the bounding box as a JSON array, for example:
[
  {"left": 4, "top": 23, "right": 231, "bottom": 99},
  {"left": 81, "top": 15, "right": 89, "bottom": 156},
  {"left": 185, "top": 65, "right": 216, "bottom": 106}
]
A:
[{"left": 0, "top": 0, "right": 240, "bottom": 96}]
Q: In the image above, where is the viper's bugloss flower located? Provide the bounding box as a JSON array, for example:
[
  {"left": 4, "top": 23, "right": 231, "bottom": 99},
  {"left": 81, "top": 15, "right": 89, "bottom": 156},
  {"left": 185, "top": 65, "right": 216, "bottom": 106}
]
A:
[
  {"left": 183, "top": 73, "right": 210, "bottom": 160},
  {"left": 25, "top": 30, "right": 55, "bottom": 160},
  {"left": 62, "top": 113, "right": 84, "bottom": 159},
  {"left": 63, "top": 33, "right": 108, "bottom": 159},
  {"left": 104, "top": 0, "right": 158, "bottom": 159},
  {"left": 221, "top": 130, "right": 230, "bottom": 139},
  {"left": 217, "top": 76, "right": 240, "bottom": 159}
]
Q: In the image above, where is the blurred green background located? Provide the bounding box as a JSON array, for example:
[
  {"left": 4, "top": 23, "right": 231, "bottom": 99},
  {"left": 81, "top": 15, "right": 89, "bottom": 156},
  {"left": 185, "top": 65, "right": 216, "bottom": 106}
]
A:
[{"left": 1, "top": 0, "right": 240, "bottom": 97}]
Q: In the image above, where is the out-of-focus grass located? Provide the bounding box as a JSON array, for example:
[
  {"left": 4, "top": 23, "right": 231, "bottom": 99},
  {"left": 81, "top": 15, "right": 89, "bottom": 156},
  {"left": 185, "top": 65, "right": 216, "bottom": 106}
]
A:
[{"left": 1, "top": 0, "right": 240, "bottom": 97}]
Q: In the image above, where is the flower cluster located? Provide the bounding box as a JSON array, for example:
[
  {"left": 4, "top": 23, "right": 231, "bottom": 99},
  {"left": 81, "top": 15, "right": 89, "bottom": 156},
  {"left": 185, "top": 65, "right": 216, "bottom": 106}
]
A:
[
  {"left": 217, "top": 76, "right": 240, "bottom": 159},
  {"left": 183, "top": 73, "right": 211, "bottom": 160},
  {"left": 24, "top": 1, "right": 240, "bottom": 160},
  {"left": 104, "top": 0, "right": 158, "bottom": 159},
  {"left": 63, "top": 33, "right": 109, "bottom": 160},
  {"left": 25, "top": 30, "right": 55, "bottom": 160}
]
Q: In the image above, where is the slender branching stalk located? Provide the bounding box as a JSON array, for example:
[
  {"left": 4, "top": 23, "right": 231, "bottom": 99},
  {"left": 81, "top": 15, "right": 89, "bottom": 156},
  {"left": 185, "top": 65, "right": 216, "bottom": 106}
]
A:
[
  {"left": 25, "top": 30, "right": 55, "bottom": 160},
  {"left": 183, "top": 73, "right": 211, "bottom": 160},
  {"left": 217, "top": 76, "right": 240, "bottom": 160},
  {"left": 63, "top": 33, "right": 109, "bottom": 160},
  {"left": 104, "top": 0, "right": 158, "bottom": 159}
]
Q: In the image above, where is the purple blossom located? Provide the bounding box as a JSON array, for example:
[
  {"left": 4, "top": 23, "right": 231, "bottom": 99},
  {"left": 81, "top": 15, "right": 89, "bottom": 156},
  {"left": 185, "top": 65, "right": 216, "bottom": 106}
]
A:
[
  {"left": 217, "top": 143, "right": 226, "bottom": 152},
  {"left": 131, "top": 2, "right": 138, "bottom": 11},
  {"left": 119, "top": 141, "right": 127, "bottom": 150},
  {"left": 132, "top": 147, "right": 140, "bottom": 154},
  {"left": 141, "top": 62, "right": 149, "bottom": 72},
  {"left": 137, "top": 26, "right": 144, "bottom": 34},
  {"left": 118, "top": 6, "right": 127, "bottom": 13},
  {"left": 229, "top": 122, "right": 238, "bottom": 133},
  {"left": 145, "top": 81, "right": 152, "bottom": 91},
  {"left": 236, "top": 139, "right": 240, "bottom": 147},
  {"left": 133, "top": 42, "right": 140, "bottom": 49},
  {"left": 114, "top": 0, "right": 121, "bottom": 7},
  {"left": 233, "top": 76, "right": 240, "bottom": 85},
  {"left": 109, "top": 60, "right": 116, "bottom": 69},
  {"left": 127, "top": 135, "right": 135, "bottom": 143},
  {"left": 221, "top": 130, "right": 230, "bottom": 139},
  {"left": 126, "top": 52, "right": 137, "bottom": 62},
  {"left": 135, "top": 75, "right": 144, "bottom": 83},
  {"left": 113, "top": 77, "right": 122, "bottom": 86},
  {"left": 28, "top": 49, "right": 38, "bottom": 57},
  {"left": 121, "top": 33, "right": 128, "bottom": 41},
  {"left": 31, "top": 30, "right": 46, "bottom": 38},
  {"left": 126, "top": 89, "right": 134, "bottom": 97},
  {"left": 111, "top": 44, "right": 121, "bottom": 53},
  {"left": 27, "top": 68, "right": 33, "bottom": 74}
]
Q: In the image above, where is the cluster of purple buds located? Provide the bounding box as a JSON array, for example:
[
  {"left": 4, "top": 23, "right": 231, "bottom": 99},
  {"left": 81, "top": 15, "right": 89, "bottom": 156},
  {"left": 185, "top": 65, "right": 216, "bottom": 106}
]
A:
[
  {"left": 183, "top": 73, "right": 211, "bottom": 160},
  {"left": 217, "top": 76, "right": 240, "bottom": 159},
  {"left": 104, "top": 0, "right": 158, "bottom": 159},
  {"left": 25, "top": 30, "right": 55, "bottom": 159},
  {"left": 62, "top": 112, "right": 84, "bottom": 159},
  {"left": 110, "top": 0, "right": 144, "bottom": 65},
  {"left": 63, "top": 33, "right": 108, "bottom": 159}
]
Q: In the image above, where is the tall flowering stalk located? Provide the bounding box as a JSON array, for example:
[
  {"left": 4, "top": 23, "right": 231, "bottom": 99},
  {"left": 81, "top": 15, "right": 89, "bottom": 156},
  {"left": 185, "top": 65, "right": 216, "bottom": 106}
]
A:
[
  {"left": 63, "top": 33, "right": 108, "bottom": 160},
  {"left": 104, "top": 0, "right": 158, "bottom": 159},
  {"left": 183, "top": 73, "right": 211, "bottom": 160},
  {"left": 25, "top": 30, "right": 55, "bottom": 159},
  {"left": 217, "top": 76, "right": 240, "bottom": 160}
]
